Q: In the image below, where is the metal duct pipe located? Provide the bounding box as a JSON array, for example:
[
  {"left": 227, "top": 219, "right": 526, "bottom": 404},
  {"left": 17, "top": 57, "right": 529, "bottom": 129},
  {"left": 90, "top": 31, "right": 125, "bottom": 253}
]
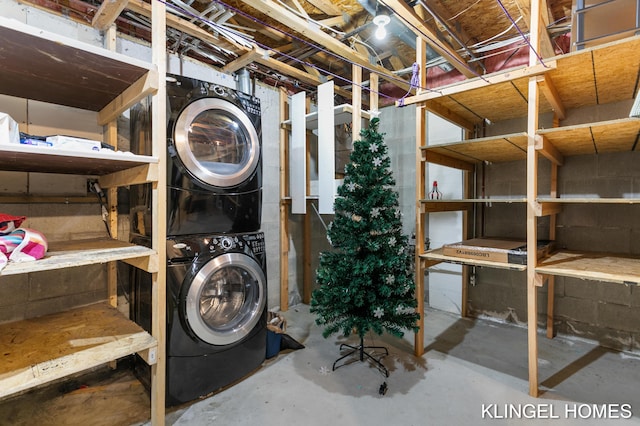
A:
[{"left": 236, "top": 68, "right": 252, "bottom": 95}]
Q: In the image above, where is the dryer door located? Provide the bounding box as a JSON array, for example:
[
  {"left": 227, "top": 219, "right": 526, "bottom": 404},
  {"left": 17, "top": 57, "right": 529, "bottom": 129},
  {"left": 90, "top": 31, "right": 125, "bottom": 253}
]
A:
[
  {"left": 185, "top": 252, "right": 266, "bottom": 345},
  {"left": 173, "top": 97, "right": 260, "bottom": 189}
]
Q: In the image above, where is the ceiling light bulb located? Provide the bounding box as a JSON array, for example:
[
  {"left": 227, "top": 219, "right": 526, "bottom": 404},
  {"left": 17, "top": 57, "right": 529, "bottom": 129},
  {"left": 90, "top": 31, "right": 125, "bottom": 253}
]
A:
[
  {"left": 374, "top": 25, "right": 387, "bottom": 40},
  {"left": 373, "top": 13, "right": 390, "bottom": 40}
]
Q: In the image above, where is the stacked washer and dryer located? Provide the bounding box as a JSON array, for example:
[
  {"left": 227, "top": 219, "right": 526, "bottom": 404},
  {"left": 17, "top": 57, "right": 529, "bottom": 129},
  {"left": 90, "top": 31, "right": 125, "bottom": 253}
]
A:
[{"left": 129, "top": 74, "right": 267, "bottom": 406}]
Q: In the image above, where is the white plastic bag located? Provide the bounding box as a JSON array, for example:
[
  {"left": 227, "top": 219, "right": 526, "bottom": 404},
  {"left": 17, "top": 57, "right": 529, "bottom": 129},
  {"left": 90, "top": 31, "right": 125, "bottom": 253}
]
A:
[{"left": 0, "top": 113, "right": 20, "bottom": 145}]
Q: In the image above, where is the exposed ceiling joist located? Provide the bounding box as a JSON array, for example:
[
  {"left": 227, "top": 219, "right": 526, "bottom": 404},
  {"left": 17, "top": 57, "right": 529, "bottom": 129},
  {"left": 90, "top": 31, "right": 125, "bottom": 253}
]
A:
[
  {"left": 240, "top": 0, "right": 411, "bottom": 91},
  {"left": 92, "top": 0, "right": 128, "bottom": 30},
  {"left": 380, "top": 0, "right": 478, "bottom": 78},
  {"left": 513, "top": 0, "right": 555, "bottom": 58}
]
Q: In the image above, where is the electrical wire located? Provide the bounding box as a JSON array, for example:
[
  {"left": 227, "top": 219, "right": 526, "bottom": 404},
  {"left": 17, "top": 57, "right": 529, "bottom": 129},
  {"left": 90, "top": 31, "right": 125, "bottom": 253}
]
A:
[
  {"left": 495, "top": 0, "right": 548, "bottom": 67},
  {"left": 89, "top": 180, "right": 112, "bottom": 238},
  {"left": 158, "top": 0, "right": 418, "bottom": 100}
]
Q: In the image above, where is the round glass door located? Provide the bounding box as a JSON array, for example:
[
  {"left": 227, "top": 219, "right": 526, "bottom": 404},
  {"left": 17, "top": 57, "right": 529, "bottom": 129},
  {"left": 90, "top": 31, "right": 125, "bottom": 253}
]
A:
[
  {"left": 185, "top": 252, "right": 266, "bottom": 345},
  {"left": 174, "top": 97, "right": 260, "bottom": 188}
]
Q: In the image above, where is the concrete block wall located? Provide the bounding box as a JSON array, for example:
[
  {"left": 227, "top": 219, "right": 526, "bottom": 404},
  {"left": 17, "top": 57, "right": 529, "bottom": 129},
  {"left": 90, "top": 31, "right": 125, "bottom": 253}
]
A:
[{"left": 469, "top": 149, "right": 640, "bottom": 352}]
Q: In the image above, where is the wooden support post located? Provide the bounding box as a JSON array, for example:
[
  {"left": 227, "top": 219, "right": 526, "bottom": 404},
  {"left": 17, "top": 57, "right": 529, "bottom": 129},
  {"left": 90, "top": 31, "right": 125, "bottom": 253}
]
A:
[
  {"left": 151, "top": 0, "right": 167, "bottom": 420},
  {"left": 279, "top": 87, "right": 290, "bottom": 311},
  {"left": 369, "top": 73, "right": 379, "bottom": 115},
  {"left": 546, "top": 162, "right": 558, "bottom": 338},
  {"left": 461, "top": 167, "right": 474, "bottom": 318},
  {"left": 527, "top": 0, "right": 543, "bottom": 399},
  {"left": 352, "top": 64, "right": 362, "bottom": 139},
  {"left": 414, "top": 37, "right": 427, "bottom": 357}
]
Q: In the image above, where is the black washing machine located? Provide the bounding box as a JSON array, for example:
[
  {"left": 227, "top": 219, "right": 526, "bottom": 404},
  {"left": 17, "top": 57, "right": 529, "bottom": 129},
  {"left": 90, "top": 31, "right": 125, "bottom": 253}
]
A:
[
  {"left": 129, "top": 73, "right": 263, "bottom": 237},
  {"left": 131, "top": 231, "right": 267, "bottom": 406}
]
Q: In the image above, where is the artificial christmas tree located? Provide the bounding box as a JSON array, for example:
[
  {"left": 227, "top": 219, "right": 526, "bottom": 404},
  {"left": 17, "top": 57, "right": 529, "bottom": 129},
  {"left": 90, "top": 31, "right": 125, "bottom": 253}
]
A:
[{"left": 310, "top": 117, "right": 420, "bottom": 375}]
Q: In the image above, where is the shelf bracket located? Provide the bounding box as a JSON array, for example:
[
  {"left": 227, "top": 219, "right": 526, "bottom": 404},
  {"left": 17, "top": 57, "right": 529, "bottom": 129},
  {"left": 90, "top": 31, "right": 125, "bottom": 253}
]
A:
[{"left": 534, "top": 134, "right": 564, "bottom": 165}]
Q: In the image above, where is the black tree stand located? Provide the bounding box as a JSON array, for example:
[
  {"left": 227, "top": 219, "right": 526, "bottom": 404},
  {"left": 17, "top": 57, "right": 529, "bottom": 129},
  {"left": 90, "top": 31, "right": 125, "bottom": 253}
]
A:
[{"left": 332, "top": 336, "right": 389, "bottom": 377}]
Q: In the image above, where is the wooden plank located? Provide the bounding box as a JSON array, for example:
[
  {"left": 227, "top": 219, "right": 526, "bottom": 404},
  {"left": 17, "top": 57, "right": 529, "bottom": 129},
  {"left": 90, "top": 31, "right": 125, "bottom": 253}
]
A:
[
  {"left": 421, "top": 248, "right": 527, "bottom": 271},
  {"left": 423, "top": 150, "right": 475, "bottom": 171},
  {"left": 241, "top": 0, "right": 410, "bottom": 91},
  {"left": 382, "top": 0, "right": 477, "bottom": 78},
  {"left": 526, "top": 0, "right": 543, "bottom": 398},
  {"left": 98, "top": 71, "right": 159, "bottom": 125},
  {"left": 0, "top": 238, "right": 156, "bottom": 276},
  {"left": 0, "top": 16, "right": 152, "bottom": 111},
  {"left": 0, "top": 144, "right": 158, "bottom": 176},
  {"left": 422, "top": 201, "right": 473, "bottom": 212},
  {"left": 536, "top": 75, "right": 565, "bottom": 120},
  {"left": 92, "top": 0, "right": 129, "bottom": 31},
  {"left": 222, "top": 49, "right": 263, "bottom": 74},
  {"left": 536, "top": 251, "right": 640, "bottom": 285},
  {"left": 534, "top": 134, "right": 563, "bottom": 165},
  {"left": 99, "top": 164, "right": 158, "bottom": 188},
  {"left": 423, "top": 132, "right": 529, "bottom": 164},
  {"left": 537, "top": 118, "right": 640, "bottom": 156},
  {"left": 0, "top": 303, "right": 156, "bottom": 399},
  {"left": 546, "top": 36, "right": 640, "bottom": 110},
  {"left": 399, "top": 61, "right": 555, "bottom": 107},
  {"left": 150, "top": 0, "right": 168, "bottom": 419},
  {"left": 534, "top": 201, "right": 561, "bottom": 217},
  {"left": 538, "top": 197, "right": 640, "bottom": 204},
  {"left": 352, "top": 65, "right": 362, "bottom": 139},
  {"left": 414, "top": 38, "right": 426, "bottom": 358},
  {"left": 279, "top": 87, "right": 290, "bottom": 312}
]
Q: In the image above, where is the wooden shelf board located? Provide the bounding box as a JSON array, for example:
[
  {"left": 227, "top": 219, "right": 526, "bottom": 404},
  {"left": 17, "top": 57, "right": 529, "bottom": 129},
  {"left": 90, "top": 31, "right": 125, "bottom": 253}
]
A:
[
  {"left": 0, "top": 238, "right": 156, "bottom": 276},
  {"left": 426, "top": 36, "right": 640, "bottom": 127},
  {"left": 421, "top": 248, "right": 527, "bottom": 271},
  {"left": 0, "top": 144, "right": 158, "bottom": 175},
  {"left": 0, "top": 17, "right": 155, "bottom": 111},
  {"left": 0, "top": 303, "right": 156, "bottom": 399},
  {"left": 536, "top": 250, "right": 640, "bottom": 284},
  {"left": 422, "top": 198, "right": 527, "bottom": 203},
  {"left": 547, "top": 36, "right": 640, "bottom": 110},
  {"left": 537, "top": 118, "right": 640, "bottom": 155},
  {"left": 423, "top": 132, "right": 528, "bottom": 163},
  {"left": 538, "top": 197, "right": 640, "bottom": 204}
]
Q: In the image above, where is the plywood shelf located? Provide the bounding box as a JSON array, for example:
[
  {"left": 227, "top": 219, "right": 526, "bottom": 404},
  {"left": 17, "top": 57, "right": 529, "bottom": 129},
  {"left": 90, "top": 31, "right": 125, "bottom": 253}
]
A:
[
  {"left": 0, "top": 16, "right": 157, "bottom": 117},
  {"left": 0, "top": 303, "right": 157, "bottom": 399},
  {"left": 420, "top": 248, "right": 527, "bottom": 271},
  {"left": 538, "top": 197, "right": 640, "bottom": 204},
  {"left": 0, "top": 144, "right": 158, "bottom": 176},
  {"left": 422, "top": 132, "right": 528, "bottom": 164},
  {"left": 0, "top": 238, "right": 157, "bottom": 276},
  {"left": 536, "top": 250, "right": 640, "bottom": 285},
  {"left": 418, "top": 35, "right": 640, "bottom": 127},
  {"left": 421, "top": 198, "right": 526, "bottom": 212},
  {"left": 537, "top": 118, "right": 640, "bottom": 156}
]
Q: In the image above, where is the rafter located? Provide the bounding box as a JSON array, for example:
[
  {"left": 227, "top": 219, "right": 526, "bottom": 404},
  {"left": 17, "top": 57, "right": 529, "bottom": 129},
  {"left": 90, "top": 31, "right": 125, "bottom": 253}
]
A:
[{"left": 92, "top": 0, "right": 129, "bottom": 31}]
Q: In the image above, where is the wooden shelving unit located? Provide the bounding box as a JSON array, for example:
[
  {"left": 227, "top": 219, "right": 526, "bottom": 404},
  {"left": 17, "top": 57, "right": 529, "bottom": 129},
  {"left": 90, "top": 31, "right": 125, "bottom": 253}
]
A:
[
  {"left": 408, "top": 6, "right": 640, "bottom": 397},
  {"left": 0, "top": 12, "right": 166, "bottom": 424}
]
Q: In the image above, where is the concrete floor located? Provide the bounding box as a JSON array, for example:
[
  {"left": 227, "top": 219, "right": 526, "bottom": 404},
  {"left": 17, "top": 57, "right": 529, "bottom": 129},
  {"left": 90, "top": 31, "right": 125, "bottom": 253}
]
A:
[
  {"left": 2, "top": 304, "right": 640, "bottom": 425},
  {"left": 155, "top": 304, "right": 640, "bottom": 425}
]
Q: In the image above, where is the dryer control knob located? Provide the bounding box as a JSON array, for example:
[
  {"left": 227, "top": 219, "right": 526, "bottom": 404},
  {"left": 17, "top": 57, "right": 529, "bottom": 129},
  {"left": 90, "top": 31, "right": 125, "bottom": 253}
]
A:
[{"left": 219, "top": 237, "right": 234, "bottom": 250}]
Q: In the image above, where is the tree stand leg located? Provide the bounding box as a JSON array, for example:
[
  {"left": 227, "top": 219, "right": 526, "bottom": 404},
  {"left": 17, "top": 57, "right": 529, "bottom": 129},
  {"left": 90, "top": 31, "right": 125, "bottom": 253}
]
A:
[{"left": 332, "top": 336, "right": 389, "bottom": 377}]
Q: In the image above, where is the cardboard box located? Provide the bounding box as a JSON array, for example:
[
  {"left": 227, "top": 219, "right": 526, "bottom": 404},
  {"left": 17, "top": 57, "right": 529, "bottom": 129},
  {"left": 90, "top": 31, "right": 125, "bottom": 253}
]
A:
[{"left": 442, "top": 238, "right": 556, "bottom": 265}]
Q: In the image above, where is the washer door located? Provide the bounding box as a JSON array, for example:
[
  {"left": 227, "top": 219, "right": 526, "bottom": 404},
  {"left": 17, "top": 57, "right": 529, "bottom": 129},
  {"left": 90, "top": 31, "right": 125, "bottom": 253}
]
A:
[
  {"left": 185, "top": 252, "right": 266, "bottom": 346},
  {"left": 173, "top": 97, "right": 260, "bottom": 189}
]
